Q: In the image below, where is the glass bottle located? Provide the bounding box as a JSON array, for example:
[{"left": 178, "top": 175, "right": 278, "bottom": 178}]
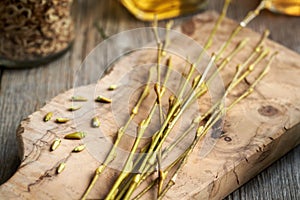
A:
[
  {"left": 120, "top": 0, "right": 208, "bottom": 21},
  {"left": 263, "top": 0, "right": 300, "bottom": 16},
  {"left": 0, "top": 0, "right": 75, "bottom": 68}
]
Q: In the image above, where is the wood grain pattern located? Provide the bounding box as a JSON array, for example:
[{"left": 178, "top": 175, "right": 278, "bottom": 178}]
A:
[
  {"left": 0, "top": 0, "right": 299, "bottom": 199},
  {"left": 0, "top": 10, "right": 300, "bottom": 199}
]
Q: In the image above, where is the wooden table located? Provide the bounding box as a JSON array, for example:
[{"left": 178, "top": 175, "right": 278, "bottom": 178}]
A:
[{"left": 0, "top": 0, "right": 299, "bottom": 199}]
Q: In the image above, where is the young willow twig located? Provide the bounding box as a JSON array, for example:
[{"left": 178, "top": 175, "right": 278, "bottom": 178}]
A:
[
  {"left": 215, "top": 0, "right": 266, "bottom": 61},
  {"left": 113, "top": 56, "right": 174, "bottom": 200},
  {"left": 188, "top": 29, "right": 270, "bottom": 122},
  {"left": 195, "top": 0, "right": 232, "bottom": 65},
  {"left": 117, "top": 6, "right": 232, "bottom": 197},
  {"left": 120, "top": 55, "right": 216, "bottom": 199},
  {"left": 204, "top": 0, "right": 231, "bottom": 50},
  {"left": 130, "top": 2, "right": 273, "bottom": 199},
  {"left": 157, "top": 52, "right": 277, "bottom": 199},
  {"left": 81, "top": 68, "right": 154, "bottom": 200},
  {"left": 115, "top": 1, "right": 235, "bottom": 197},
  {"left": 108, "top": 35, "right": 174, "bottom": 199},
  {"left": 163, "top": 41, "right": 268, "bottom": 161},
  {"left": 105, "top": 97, "right": 157, "bottom": 200},
  {"left": 82, "top": 0, "right": 275, "bottom": 199},
  {"left": 184, "top": 38, "right": 249, "bottom": 108}
]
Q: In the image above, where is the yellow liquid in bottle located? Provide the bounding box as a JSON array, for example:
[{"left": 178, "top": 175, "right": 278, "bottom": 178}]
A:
[
  {"left": 264, "top": 0, "right": 300, "bottom": 16},
  {"left": 121, "top": 0, "right": 208, "bottom": 21}
]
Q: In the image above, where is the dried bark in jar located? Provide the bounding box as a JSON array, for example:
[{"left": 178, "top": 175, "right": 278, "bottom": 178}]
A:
[{"left": 0, "top": 0, "right": 75, "bottom": 67}]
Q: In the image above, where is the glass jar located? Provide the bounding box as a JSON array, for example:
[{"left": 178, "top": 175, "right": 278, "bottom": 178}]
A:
[{"left": 0, "top": 0, "right": 75, "bottom": 68}]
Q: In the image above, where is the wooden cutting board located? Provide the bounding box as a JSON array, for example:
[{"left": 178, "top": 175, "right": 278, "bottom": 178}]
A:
[{"left": 1, "top": 11, "right": 300, "bottom": 200}]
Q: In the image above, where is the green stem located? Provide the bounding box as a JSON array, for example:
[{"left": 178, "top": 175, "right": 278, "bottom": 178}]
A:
[
  {"left": 227, "top": 52, "right": 277, "bottom": 111},
  {"left": 184, "top": 38, "right": 249, "bottom": 108},
  {"left": 177, "top": 63, "right": 196, "bottom": 102},
  {"left": 106, "top": 96, "right": 157, "bottom": 200},
  {"left": 187, "top": 30, "right": 270, "bottom": 119},
  {"left": 204, "top": 0, "right": 232, "bottom": 50},
  {"left": 156, "top": 51, "right": 277, "bottom": 199},
  {"left": 133, "top": 146, "right": 191, "bottom": 200},
  {"left": 115, "top": 56, "right": 173, "bottom": 200},
  {"left": 122, "top": 55, "right": 216, "bottom": 199},
  {"left": 133, "top": 179, "right": 158, "bottom": 200},
  {"left": 215, "top": 0, "right": 266, "bottom": 61},
  {"left": 162, "top": 21, "right": 174, "bottom": 56},
  {"left": 81, "top": 67, "right": 154, "bottom": 200},
  {"left": 93, "top": 2, "right": 271, "bottom": 198},
  {"left": 228, "top": 48, "right": 269, "bottom": 92},
  {"left": 195, "top": 0, "right": 232, "bottom": 65}
]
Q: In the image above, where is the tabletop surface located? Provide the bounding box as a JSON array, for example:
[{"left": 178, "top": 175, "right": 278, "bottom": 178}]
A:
[{"left": 0, "top": 0, "right": 299, "bottom": 199}]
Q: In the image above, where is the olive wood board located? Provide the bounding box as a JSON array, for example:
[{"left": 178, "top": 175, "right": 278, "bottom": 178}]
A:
[{"left": 1, "top": 12, "right": 300, "bottom": 200}]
